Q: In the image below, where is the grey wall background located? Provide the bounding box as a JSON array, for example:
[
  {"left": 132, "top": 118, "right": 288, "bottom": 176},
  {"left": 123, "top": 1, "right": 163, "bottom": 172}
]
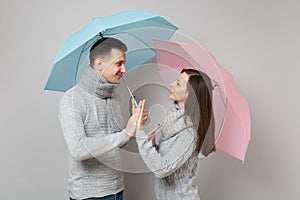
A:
[{"left": 0, "top": 0, "right": 299, "bottom": 199}]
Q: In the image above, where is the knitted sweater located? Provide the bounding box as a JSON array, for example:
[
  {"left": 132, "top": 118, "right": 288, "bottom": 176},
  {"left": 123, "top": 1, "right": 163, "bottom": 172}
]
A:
[
  {"left": 136, "top": 106, "right": 200, "bottom": 200},
  {"left": 58, "top": 67, "right": 130, "bottom": 199}
]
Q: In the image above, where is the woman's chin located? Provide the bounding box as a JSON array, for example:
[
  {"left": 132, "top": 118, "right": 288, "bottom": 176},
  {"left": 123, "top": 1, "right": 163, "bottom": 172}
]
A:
[{"left": 169, "top": 93, "right": 175, "bottom": 101}]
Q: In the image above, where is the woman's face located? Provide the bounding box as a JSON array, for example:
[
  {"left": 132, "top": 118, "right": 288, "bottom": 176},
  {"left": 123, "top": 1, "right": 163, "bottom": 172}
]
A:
[{"left": 169, "top": 72, "right": 189, "bottom": 104}]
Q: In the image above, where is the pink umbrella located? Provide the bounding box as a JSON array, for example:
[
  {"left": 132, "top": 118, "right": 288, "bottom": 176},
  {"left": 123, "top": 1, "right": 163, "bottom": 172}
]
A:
[{"left": 154, "top": 40, "right": 251, "bottom": 162}]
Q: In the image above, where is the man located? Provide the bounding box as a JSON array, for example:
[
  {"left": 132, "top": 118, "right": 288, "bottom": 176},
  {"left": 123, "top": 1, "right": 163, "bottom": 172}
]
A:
[{"left": 59, "top": 37, "right": 146, "bottom": 200}]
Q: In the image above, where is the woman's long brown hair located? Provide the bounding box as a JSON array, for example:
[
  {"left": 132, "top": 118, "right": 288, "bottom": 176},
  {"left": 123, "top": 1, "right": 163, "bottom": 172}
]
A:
[{"left": 181, "top": 69, "right": 215, "bottom": 156}]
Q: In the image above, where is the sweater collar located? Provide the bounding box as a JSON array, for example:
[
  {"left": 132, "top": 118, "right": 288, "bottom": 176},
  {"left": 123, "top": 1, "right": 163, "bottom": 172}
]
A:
[
  {"left": 156, "top": 103, "right": 193, "bottom": 142},
  {"left": 79, "top": 67, "right": 118, "bottom": 98}
]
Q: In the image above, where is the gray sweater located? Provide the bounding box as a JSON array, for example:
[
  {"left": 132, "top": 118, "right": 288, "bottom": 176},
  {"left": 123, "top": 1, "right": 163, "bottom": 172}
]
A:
[
  {"left": 58, "top": 67, "right": 130, "bottom": 199},
  {"left": 136, "top": 107, "right": 201, "bottom": 200}
]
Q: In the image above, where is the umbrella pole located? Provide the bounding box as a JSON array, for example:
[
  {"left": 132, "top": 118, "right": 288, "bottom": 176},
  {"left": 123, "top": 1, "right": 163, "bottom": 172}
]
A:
[{"left": 122, "top": 77, "right": 138, "bottom": 107}]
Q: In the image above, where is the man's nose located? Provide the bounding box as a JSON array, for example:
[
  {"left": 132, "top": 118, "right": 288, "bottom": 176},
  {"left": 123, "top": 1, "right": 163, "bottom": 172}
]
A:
[{"left": 121, "top": 64, "right": 126, "bottom": 74}]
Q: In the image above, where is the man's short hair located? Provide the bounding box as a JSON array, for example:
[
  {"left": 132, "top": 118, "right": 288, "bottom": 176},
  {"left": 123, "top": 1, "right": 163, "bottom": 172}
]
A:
[{"left": 89, "top": 37, "right": 127, "bottom": 67}]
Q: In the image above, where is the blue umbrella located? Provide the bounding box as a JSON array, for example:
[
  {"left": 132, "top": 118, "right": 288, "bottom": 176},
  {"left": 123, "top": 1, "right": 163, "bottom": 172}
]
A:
[{"left": 45, "top": 10, "right": 178, "bottom": 92}]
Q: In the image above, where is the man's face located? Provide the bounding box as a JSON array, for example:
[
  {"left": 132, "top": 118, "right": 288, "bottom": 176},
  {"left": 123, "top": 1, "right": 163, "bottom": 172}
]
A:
[{"left": 93, "top": 48, "right": 126, "bottom": 84}]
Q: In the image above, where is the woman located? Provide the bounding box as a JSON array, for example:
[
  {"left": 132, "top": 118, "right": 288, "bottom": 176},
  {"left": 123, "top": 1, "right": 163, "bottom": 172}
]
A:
[{"left": 136, "top": 69, "right": 215, "bottom": 200}]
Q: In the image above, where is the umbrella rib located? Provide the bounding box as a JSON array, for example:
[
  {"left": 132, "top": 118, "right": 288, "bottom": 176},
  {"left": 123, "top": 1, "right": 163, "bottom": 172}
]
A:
[
  {"left": 74, "top": 40, "right": 90, "bottom": 83},
  {"left": 105, "top": 31, "right": 155, "bottom": 52},
  {"left": 214, "top": 82, "right": 227, "bottom": 107},
  {"left": 81, "top": 34, "right": 103, "bottom": 52}
]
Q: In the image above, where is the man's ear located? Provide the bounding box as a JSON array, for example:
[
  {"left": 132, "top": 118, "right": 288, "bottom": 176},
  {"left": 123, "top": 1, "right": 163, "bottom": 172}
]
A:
[{"left": 94, "top": 57, "right": 104, "bottom": 72}]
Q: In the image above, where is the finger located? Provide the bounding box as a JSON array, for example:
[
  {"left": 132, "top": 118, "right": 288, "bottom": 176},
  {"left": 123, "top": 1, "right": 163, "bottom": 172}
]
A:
[
  {"left": 143, "top": 111, "right": 147, "bottom": 117},
  {"left": 132, "top": 104, "right": 140, "bottom": 119},
  {"left": 140, "top": 101, "right": 145, "bottom": 119},
  {"left": 139, "top": 102, "right": 144, "bottom": 117},
  {"left": 139, "top": 100, "right": 145, "bottom": 115},
  {"left": 135, "top": 106, "right": 140, "bottom": 116},
  {"left": 142, "top": 99, "right": 146, "bottom": 108},
  {"left": 135, "top": 100, "right": 145, "bottom": 125},
  {"left": 138, "top": 101, "right": 145, "bottom": 125},
  {"left": 143, "top": 117, "right": 148, "bottom": 123},
  {"left": 138, "top": 100, "right": 143, "bottom": 110},
  {"left": 133, "top": 100, "right": 141, "bottom": 113},
  {"left": 140, "top": 100, "right": 145, "bottom": 114},
  {"left": 131, "top": 99, "right": 136, "bottom": 113},
  {"left": 143, "top": 114, "right": 148, "bottom": 120}
]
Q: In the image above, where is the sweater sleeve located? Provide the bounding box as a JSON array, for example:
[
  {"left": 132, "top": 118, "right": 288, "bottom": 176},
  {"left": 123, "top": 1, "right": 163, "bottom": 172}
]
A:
[
  {"left": 135, "top": 128, "right": 196, "bottom": 178},
  {"left": 58, "top": 92, "right": 130, "bottom": 161}
]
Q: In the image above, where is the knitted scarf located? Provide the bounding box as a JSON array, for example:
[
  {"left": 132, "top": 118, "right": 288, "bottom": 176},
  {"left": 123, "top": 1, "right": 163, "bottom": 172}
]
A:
[
  {"left": 79, "top": 67, "right": 124, "bottom": 133},
  {"left": 154, "top": 103, "right": 198, "bottom": 187},
  {"left": 155, "top": 103, "right": 194, "bottom": 143}
]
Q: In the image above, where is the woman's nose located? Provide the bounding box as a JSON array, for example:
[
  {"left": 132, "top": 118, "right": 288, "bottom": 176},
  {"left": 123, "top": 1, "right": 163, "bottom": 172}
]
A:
[{"left": 170, "top": 82, "right": 175, "bottom": 88}]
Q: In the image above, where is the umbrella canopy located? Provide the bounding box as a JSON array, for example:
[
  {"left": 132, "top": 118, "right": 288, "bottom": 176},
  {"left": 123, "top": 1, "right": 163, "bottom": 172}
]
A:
[
  {"left": 154, "top": 40, "right": 251, "bottom": 162},
  {"left": 45, "top": 10, "right": 178, "bottom": 92},
  {"left": 212, "top": 58, "right": 251, "bottom": 162}
]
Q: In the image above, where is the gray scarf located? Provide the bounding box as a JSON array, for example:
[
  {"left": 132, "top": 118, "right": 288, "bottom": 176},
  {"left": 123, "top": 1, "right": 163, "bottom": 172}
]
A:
[
  {"left": 79, "top": 67, "right": 124, "bottom": 132},
  {"left": 156, "top": 103, "right": 193, "bottom": 143},
  {"left": 155, "top": 103, "right": 197, "bottom": 187}
]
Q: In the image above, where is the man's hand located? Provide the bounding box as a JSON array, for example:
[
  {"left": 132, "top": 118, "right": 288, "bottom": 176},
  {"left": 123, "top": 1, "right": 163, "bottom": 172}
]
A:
[
  {"left": 125, "top": 99, "right": 148, "bottom": 138},
  {"left": 137, "top": 99, "right": 146, "bottom": 131},
  {"left": 125, "top": 100, "right": 141, "bottom": 138}
]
